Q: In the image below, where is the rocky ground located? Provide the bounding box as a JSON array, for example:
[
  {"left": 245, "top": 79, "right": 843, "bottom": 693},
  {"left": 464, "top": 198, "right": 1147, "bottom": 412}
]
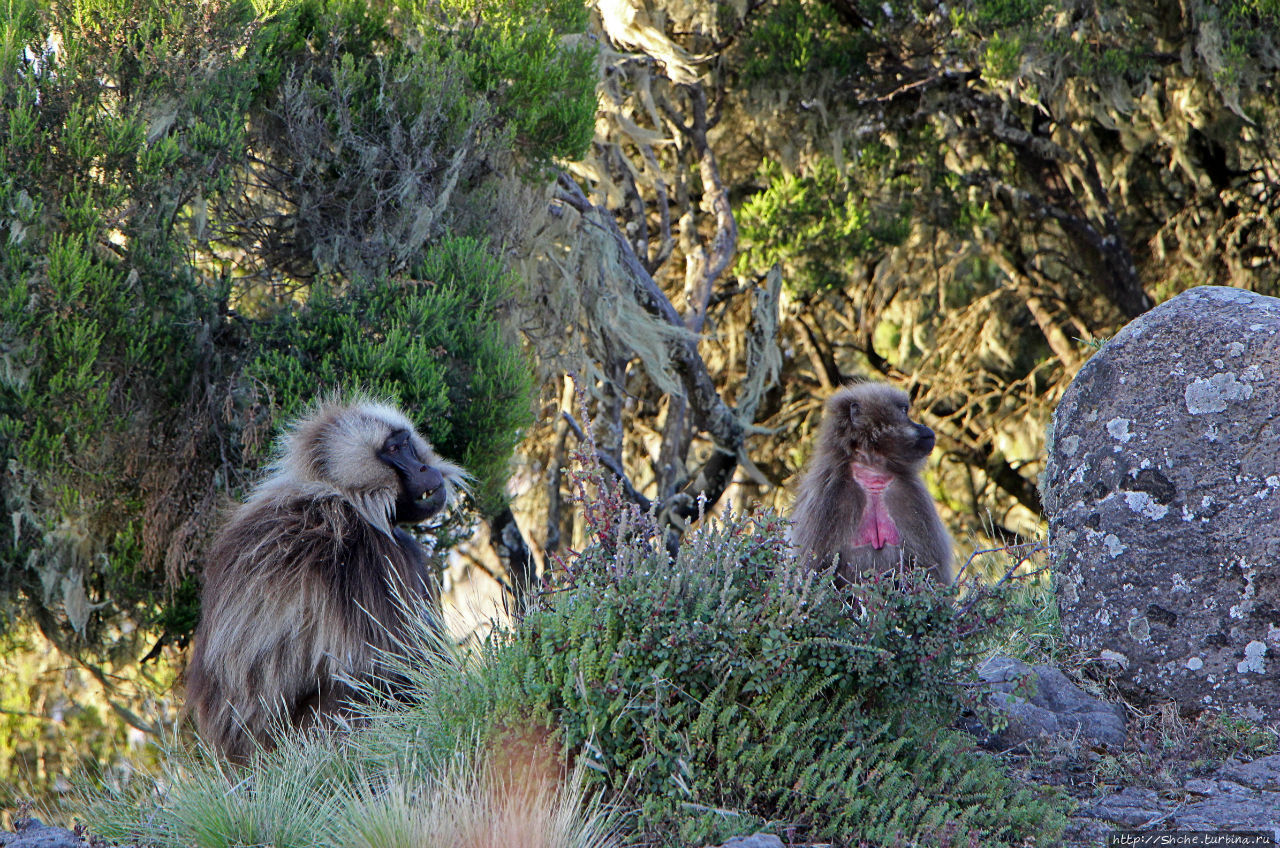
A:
[
  {"left": 978, "top": 657, "right": 1280, "bottom": 847},
  {"left": 1072, "top": 756, "right": 1280, "bottom": 842},
  {"left": 1052, "top": 753, "right": 1280, "bottom": 846}
]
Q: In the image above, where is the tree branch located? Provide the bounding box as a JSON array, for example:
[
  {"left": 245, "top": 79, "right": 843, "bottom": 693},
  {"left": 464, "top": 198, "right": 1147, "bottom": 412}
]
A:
[
  {"left": 488, "top": 508, "right": 537, "bottom": 615},
  {"left": 554, "top": 172, "right": 745, "bottom": 450},
  {"left": 560, "top": 411, "right": 655, "bottom": 513},
  {"left": 959, "top": 91, "right": 1153, "bottom": 319}
]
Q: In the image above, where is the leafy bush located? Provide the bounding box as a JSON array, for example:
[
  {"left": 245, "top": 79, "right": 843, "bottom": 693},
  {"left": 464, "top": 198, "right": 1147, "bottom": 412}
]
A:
[
  {"left": 737, "top": 156, "right": 911, "bottom": 295},
  {"left": 738, "top": 0, "right": 871, "bottom": 82},
  {"left": 246, "top": 237, "right": 535, "bottom": 518},
  {"left": 473, "top": 479, "right": 1067, "bottom": 846}
]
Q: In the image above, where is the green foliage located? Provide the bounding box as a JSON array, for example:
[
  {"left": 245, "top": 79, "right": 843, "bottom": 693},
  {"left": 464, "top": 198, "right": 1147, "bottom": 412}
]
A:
[
  {"left": 738, "top": 156, "right": 910, "bottom": 294},
  {"left": 738, "top": 0, "right": 870, "bottom": 83},
  {"left": 0, "top": 0, "right": 256, "bottom": 648},
  {"left": 251, "top": 0, "right": 597, "bottom": 164},
  {"left": 472, "top": 481, "right": 1067, "bottom": 846},
  {"left": 75, "top": 480, "right": 1066, "bottom": 846},
  {"left": 248, "top": 238, "right": 534, "bottom": 515},
  {"left": 0, "top": 0, "right": 593, "bottom": 663},
  {"left": 435, "top": 0, "right": 597, "bottom": 162},
  {"left": 982, "top": 32, "right": 1023, "bottom": 82},
  {"left": 968, "top": 0, "right": 1049, "bottom": 28}
]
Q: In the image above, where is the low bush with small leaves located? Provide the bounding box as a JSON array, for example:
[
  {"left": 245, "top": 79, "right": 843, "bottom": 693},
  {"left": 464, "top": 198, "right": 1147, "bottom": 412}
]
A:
[{"left": 465, "top": 475, "right": 1069, "bottom": 846}]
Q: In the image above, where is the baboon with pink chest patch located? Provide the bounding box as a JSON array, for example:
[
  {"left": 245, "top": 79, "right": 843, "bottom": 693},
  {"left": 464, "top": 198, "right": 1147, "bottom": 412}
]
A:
[{"left": 790, "top": 383, "right": 954, "bottom": 586}]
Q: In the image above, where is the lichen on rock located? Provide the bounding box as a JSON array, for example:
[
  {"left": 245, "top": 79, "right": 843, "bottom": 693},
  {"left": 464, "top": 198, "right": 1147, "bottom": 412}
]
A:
[{"left": 1042, "top": 286, "right": 1280, "bottom": 720}]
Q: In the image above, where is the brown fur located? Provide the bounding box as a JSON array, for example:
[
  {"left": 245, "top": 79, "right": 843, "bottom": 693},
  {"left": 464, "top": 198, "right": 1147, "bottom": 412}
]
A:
[
  {"left": 789, "top": 382, "right": 954, "bottom": 585},
  {"left": 184, "top": 398, "right": 467, "bottom": 761}
]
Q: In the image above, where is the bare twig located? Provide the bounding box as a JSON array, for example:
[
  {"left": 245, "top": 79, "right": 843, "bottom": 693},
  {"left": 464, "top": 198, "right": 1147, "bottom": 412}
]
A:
[
  {"left": 954, "top": 541, "right": 1044, "bottom": 584},
  {"left": 553, "top": 171, "right": 746, "bottom": 468},
  {"left": 957, "top": 543, "right": 1048, "bottom": 619}
]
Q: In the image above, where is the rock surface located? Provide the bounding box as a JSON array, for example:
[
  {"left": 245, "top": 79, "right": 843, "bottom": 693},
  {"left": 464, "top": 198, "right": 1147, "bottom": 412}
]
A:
[
  {"left": 1042, "top": 286, "right": 1280, "bottom": 719},
  {"left": 1074, "top": 754, "right": 1280, "bottom": 840},
  {"left": 704, "top": 835, "right": 786, "bottom": 848},
  {"left": 978, "top": 656, "right": 1126, "bottom": 750},
  {"left": 0, "top": 818, "right": 87, "bottom": 848}
]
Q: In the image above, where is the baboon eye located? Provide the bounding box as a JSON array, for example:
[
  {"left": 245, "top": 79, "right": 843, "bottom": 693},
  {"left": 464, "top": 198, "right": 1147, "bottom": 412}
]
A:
[
  {"left": 381, "top": 429, "right": 411, "bottom": 457},
  {"left": 898, "top": 403, "right": 909, "bottom": 414}
]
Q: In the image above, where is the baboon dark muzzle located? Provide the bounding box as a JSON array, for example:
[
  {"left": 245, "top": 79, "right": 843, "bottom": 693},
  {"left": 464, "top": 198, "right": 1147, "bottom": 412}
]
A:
[
  {"left": 394, "top": 467, "right": 446, "bottom": 524},
  {"left": 383, "top": 441, "right": 448, "bottom": 524},
  {"left": 914, "top": 423, "right": 936, "bottom": 454}
]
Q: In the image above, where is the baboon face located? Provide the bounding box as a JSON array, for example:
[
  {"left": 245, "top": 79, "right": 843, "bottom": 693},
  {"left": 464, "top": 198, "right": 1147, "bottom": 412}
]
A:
[
  {"left": 285, "top": 400, "right": 465, "bottom": 530},
  {"left": 826, "top": 384, "right": 935, "bottom": 472},
  {"left": 379, "top": 428, "right": 448, "bottom": 524}
]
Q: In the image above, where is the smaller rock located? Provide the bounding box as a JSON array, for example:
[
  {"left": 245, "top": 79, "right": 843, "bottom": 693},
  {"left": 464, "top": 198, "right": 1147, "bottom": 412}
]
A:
[
  {"left": 1084, "top": 787, "right": 1163, "bottom": 827},
  {"left": 978, "top": 656, "right": 1126, "bottom": 750},
  {"left": 0, "top": 818, "right": 87, "bottom": 848},
  {"left": 704, "top": 834, "right": 785, "bottom": 848},
  {"left": 1218, "top": 754, "right": 1280, "bottom": 791}
]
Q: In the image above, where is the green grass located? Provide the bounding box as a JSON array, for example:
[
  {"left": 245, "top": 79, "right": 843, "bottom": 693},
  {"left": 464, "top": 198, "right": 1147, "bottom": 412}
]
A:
[{"left": 78, "top": 691, "right": 616, "bottom": 848}]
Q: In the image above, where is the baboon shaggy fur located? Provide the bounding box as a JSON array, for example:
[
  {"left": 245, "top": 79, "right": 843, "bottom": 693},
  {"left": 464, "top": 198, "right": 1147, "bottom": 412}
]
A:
[
  {"left": 790, "top": 382, "right": 954, "bottom": 585},
  {"left": 185, "top": 398, "right": 467, "bottom": 761}
]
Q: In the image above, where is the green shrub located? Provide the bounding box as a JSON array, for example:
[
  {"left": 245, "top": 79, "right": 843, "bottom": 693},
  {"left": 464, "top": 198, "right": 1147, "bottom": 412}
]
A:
[
  {"left": 0, "top": 0, "right": 593, "bottom": 804},
  {"left": 246, "top": 237, "right": 534, "bottom": 517},
  {"left": 472, "top": 480, "right": 1067, "bottom": 846},
  {"left": 737, "top": 156, "right": 911, "bottom": 295}
]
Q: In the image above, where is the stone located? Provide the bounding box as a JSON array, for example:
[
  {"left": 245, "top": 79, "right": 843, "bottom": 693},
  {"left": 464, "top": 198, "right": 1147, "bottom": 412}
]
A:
[
  {"left": 1078, "top": 754, "right": 1280, "bottom": 837},
  {"left": 0, "top": 818, "right": 86, "bottom": 848},
  {"left": 977, "top": 656, "right": 1126, "bottom": 749},
  {"left": 1219, "top": 755, "right": 1280, "bottom": 791},
  {"left": 1042, "top": 286, "right": 1280, "bottom": 719},
  {"left": 704, "top": 834, "right": 786, "bottom": 848}
]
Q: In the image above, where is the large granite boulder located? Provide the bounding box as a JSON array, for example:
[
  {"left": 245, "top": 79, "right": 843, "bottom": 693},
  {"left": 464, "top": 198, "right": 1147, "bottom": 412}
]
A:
[{"left": 1042, "top": 286, "right": 1280, "bottom": 719}]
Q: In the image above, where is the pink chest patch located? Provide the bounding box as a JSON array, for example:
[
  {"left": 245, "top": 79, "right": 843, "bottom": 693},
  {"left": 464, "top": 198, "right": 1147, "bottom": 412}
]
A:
[{"left": 851, "top": 464, "right": 901, "bottom": 549}]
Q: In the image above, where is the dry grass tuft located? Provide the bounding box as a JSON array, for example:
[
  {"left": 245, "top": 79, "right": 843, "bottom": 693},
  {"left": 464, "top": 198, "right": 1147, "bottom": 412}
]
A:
[{"left": 343, "top": 736, "right": 611, "bottom": 848}]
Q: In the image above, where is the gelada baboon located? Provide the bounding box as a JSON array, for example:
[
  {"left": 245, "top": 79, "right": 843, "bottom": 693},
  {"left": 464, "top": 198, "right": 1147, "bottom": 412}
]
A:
[
  {"left": 790, "top": 382, "right": 954, "bottom": 585},
  {"left": 185, "top": 397, "right": 468, "bottom": 761}
]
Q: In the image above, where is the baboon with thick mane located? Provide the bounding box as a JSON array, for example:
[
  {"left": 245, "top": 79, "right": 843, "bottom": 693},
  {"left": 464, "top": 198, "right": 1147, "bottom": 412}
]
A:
[
  {"left": 185, "top": 397, "right": 468, "bottom": 761},
  {"left": 790, "top": 382, "right": 954, "bottom": 585}
]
